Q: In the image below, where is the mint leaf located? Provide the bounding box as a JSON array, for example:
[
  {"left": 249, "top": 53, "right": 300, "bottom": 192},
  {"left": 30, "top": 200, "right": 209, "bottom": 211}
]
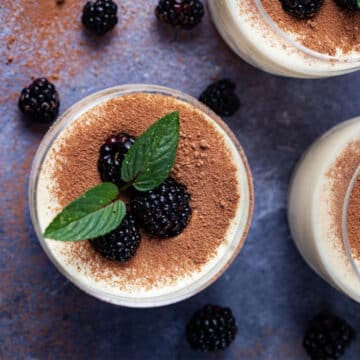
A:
[
  {"left": 44, "top": 183, "right": 126, "bottom": 241},
  {"left": 121, "top": 111, "right": 180, "bottom": 191},
  {"left": 357, "top": 0, "right": 360, "bottom": 9}
]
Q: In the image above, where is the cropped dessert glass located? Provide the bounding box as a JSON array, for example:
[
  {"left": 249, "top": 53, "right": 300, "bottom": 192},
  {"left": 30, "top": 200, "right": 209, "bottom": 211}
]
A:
[
  {"left": 288, "top": 117, "right": 360, "bottom": 302},
  {"left": 29, "top": 84, "right": 254, "bottom": 308},
  {"left": 208, "top": 0, "right": 360, "bottom": 78}
]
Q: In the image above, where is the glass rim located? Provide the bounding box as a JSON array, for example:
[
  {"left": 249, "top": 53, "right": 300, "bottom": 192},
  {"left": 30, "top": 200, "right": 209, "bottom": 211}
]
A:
[
  {"left": 28, "top": 84, "right": 254, "bottom": 308},
  {"left": 254, "top": 0, "right": 360, "bottom": 64},
  {"left": 342, "top": 164, "right": 360, "bottom": 281}
]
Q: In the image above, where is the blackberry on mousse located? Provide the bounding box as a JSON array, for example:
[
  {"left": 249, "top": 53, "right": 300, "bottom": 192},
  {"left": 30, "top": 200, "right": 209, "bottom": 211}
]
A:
[
  {"left": 279, "top": 0, "right": 324, "bottom": 19},
  {"left": 130, "top": 178, "right": 192, "bottom": 238},
  {"left": 19, "top": 78, "right": 60, "bottom": 123},
  {"left": 90, "top": 212, "right": 141, "bottom": 262},
  {"left": 186, "top": 304, "right": 237, "bottom": 352},
  {"left": 155, "top": 0, "right": 205, "bottom": 30},
  {"left": 303, "top": 312, "right": 355, "bottom": 359},
  {"left": 335, "top": 0, "right": 360, "bottom": 11},
  {"left": 98, "top": 132, "right": 136, "bottom": 187},
  {"left": 82, "top": 0, "right": 118, "bottom": 35}
]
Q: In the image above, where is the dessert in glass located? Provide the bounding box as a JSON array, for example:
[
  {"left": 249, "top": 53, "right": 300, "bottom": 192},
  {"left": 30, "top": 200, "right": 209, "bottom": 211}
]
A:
[
  {"left": 29, "top": 84, "right": 254, "bottom": 307},
  {"left": 288, "top": 117, "right": 360, "bottom": 302},
  {"left": 208, "top": 0, "right": 360, "bottom": 78}
]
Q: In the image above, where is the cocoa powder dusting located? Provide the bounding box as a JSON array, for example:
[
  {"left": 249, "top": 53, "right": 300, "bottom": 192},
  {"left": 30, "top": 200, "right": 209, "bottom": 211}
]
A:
[
  {"left": 3, "top": 0, "right": 83, "bottom": 77},
  {"left": 45, "top": 93, "right": 240, "bottom": 291},
  {"left": 327, "top": 140, "right": 360, "bottom": 256},
  {"left": 262, "top": 0, "right": 360, "bottom": 56},
  {"left": 2, "top": 0, "right": 134, "bottom": 79},
  {"left": 348, "top": 176, "right": 360, "bottom": 258}
]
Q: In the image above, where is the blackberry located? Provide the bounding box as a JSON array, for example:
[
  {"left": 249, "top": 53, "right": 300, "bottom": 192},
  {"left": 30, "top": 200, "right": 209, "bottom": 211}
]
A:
[
  {"left": 130, "top": 178, "right": 192, "bottom": 238},
  {"left": 98, "top": 133, "right": 136, "bottom": 187},
  {"left": 199, "top": 79, "right": 240, "bottom": 117},
  {"left": 186, "top": 305, "right": 237, "bottom": 352},
  {"left": 303, "top": 312, "right": 355, "bottom": 359},
  {"left": 18, "top": 78, "right": 60, "bottom": 123},
  {"left": 155, "top": 0, "right": 205, "bottom": 30},
  {"left": 335, "top": 0, "right": 360, "bottom": 10},
  {"left": 82, "top": 0, "right": 118, "bottom": 35},
  {"left": 90, "top": 212, "right": 141, "bottom": 262},
  {"left": 279, "top": 0, "right": 324, "bottom": 19}
]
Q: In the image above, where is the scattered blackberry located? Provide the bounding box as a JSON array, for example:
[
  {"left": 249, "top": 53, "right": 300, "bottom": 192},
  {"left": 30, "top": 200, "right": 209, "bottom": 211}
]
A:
[
  {"left": 90, "top": 212, "right": 141, "bottom": 262},
  {"left": 335, "top": 0, "right": 360, "bottom": 10},
  {"left": 303, "top": 312, "right": 355, "bottom": 359},
  {"left": 186, "top": 305, "right": 237, "bottom": 352},
  {"left": 279, "top": 0, "right": 324, "bottom": 19},
  {"left": 18, "top": 78, "right": 60, "bottom": 123},
  {"left": 199, "top": 79, "right": 240, "bottom": 117},
  {"left": 82, "top": 0, "right": 118, "bottom": 35},
  {"left": 155, "top": 0, "right": 205, "bottom": 30},
  {"left": 98, "top": 133, "right": 136, "bottom": 187},
  {"left": 130, "top": 178, "right": 192, "bottom": 238}
]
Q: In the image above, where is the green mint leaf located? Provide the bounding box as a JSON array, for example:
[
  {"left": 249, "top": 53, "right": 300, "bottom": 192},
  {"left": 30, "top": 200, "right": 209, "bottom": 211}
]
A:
[
  {"left": 44, "top": 183, "right": 126, "bottom": 241},
  {"left": 121, "top": 111, "right": 180, "bottom": 191},
  {"left": 357, "top": 0, "right": 360, "bottom": 9}
]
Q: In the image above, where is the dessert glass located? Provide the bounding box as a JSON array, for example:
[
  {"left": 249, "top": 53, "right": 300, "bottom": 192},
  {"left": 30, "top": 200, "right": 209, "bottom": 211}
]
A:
[
  {"left": 208, "top": 0, "right": 360, "bottom": 78},
  {"left": 288, "top": 117, "right": 360, "bottom": 302},
  {"left": 29, "top": 84, "right": 254, "bottom": 308}
]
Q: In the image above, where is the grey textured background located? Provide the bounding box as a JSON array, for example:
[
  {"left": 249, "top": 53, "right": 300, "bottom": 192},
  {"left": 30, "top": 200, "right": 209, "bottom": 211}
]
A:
[{"left": 1, "top": 1, "right": 360, "bottom": 359}]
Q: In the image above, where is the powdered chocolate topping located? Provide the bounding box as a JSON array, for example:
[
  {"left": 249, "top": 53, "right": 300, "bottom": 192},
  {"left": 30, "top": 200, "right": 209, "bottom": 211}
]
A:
[
  {"left": 348, "top": 174, "right": 360, "bottom": 258},
  {"left": 2, "top": 0, "right": 136, "bottom": 82},
  {"left": 44, "top": 93, "right": 240, "bottom": 291},
  {"left": 262, "top": 0, "right": 360, "bottom": 56},
  {"left": 327, "top": 140, "right": 360, "bottom": 258}
]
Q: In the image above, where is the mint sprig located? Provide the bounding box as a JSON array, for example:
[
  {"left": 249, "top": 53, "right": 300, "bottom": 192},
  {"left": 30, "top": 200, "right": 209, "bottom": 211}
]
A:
[
  {"left": 44, "top": 111, "right": 180, "bottom": 242},
  {"left": 121, "top": 111, "right": 180, "bottom": 191},
  {"left": 44, "top": 183, "right": 126, "bottom": 241},
  {"left": 357, "top": 0, "right": 360, "bottom": 9}
]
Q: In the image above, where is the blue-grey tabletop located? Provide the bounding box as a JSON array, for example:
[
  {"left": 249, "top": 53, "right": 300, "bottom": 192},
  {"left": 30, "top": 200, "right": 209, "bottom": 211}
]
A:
[{"left": 1, "top": 1, "right": 360, "bottom": 359}]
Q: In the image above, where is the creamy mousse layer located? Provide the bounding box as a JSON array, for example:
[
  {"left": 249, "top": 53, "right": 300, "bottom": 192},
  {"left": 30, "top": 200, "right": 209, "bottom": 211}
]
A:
[
  {"left": 288, "top": 118, "right": 360, "bottom": 302},
  {"left": 208, "top": 0, "right": 360, "bottom": 78},
  {"left": 35, "top": 92, "right": 252, "bottom": 301}
]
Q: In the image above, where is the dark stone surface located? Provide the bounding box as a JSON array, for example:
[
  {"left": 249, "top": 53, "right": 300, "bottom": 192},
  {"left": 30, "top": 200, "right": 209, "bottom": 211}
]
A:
[{"left": 1, "top": 1, "right": 360, "bottom": 359}]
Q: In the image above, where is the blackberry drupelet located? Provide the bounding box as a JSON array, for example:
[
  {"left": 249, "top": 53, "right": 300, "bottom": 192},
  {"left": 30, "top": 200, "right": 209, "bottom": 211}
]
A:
[
  {"left": 155, "top": 0, "right": 205, "bottom": 30},
  {"left": 98, "top": 133, "right": 136, "bottom": 187},
  {"left": 199, "top": 79, "right": 240, "bottom": 117},
  {"left": 130, "top": 178, "right": 192, "bottom": 238},
  {"left": 186, "top": 304, "right": 237, "bottom": 352},
  {"left": 18, "top": 78, "right": 60, "bottom": 123},
  {"left": 82, "top": 0, "right": 118, "bottom": 35},
  {"left": 335, "top": 0, "right": 360, "bottom": 10},
  {"left": 90, "top": 212, "right": 141, "bottom": 262},
  {"left": 303, "top": 312, "right": 355, "bottom": 359},
  {"left": 279, "top": 0, "right": 324, "bottom": 19}
]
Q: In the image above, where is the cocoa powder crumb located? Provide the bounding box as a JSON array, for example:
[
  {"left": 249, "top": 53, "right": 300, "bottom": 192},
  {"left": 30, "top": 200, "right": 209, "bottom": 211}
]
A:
[
  {"left": 50, "top": 73, "right": 60, "bottom": 81},
  {"left": 6, "top": 36, "right": 15, "bottom": 50},
  {"left": 262, "top": 0, "right": 360, "bottom": 56},
  {"left": 45, "top": 93, "right": 240, "bottom": 291},
  {"left": 200, "top": 139, "right": 210, "bottom": 149},
  {"left": 6, "top": 56, "right": 13, "bottom": 65}
]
